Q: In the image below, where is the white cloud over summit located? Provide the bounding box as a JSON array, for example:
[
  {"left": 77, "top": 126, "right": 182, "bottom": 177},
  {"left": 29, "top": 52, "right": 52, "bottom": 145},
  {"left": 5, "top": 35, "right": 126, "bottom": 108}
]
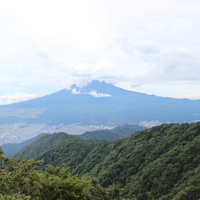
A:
[
  {"left": 71, "top": 89, "right": 111, "bottom": 98},
  {"left": 89, "top": 91, "right": 111, "bottom": 98},
  {"left": 0, "top": 0, "right": 200, "bottom": 103}
]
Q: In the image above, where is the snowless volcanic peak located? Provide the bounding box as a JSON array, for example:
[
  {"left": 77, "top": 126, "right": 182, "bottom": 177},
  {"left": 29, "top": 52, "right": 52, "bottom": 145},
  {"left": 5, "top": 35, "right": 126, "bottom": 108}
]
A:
[{"left": 1, "top": 80, "right": 200, "bottom": 144}]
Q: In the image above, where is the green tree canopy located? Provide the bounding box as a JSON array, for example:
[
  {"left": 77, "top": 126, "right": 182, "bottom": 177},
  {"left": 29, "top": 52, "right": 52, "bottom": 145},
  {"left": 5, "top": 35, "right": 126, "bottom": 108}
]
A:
[{"left": 0, "top": 148, "right": 122, "bottom": 200}]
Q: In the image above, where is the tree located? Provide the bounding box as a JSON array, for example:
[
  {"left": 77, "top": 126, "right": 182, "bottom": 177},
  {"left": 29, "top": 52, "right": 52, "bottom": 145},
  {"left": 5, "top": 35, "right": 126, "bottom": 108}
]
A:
[{"left": 0, "top": 148, "right": 122, "bottom": 200}]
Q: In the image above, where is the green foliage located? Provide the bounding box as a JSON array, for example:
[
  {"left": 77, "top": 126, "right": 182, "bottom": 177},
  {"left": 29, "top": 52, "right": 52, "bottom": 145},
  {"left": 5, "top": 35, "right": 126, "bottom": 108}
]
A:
[
  {"left": 80, "top": 124, "right": 145, "bottom": 141},
  {"left": 0, "top": 149, "right": 122, "bottom": 200},
  {"left": 0, "top": 193, "right": 31, "bottom": 200},
  {"left": 14, "top": 132, "right": 107, "bottom": 171},
  {"left": 14, "top": 122, "right": 200, "bottom": 199},
  {"left": 0, "top": 149, "right": 41, "bottom": 198},
  {"left": 14, "top": 132, "right": 77, "bottom": 159},
  {"left": 93, "top": 122, "right": 200, "bottom": 200}
]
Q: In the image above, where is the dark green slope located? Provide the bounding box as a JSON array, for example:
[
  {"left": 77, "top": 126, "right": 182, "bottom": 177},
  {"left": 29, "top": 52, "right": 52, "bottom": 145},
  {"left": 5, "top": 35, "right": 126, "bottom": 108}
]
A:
[
  {"left": 1, "top": 134, "right": 44, "bottom": 157},
  {"left": 14, "top": 132, "right": 79, "bottom": 159},
  {"left": 12, "top": 123, "right": 143, "bottom": 160},
  {"left": 36, "top": 139, "right": 104, "bottom": 170},
  {"left": 15, "top": 122, "right": 200, "bottom": 200},
  {"left": 14, "top": 132, "right": 107, "bottom": 170},
  {"left": 80, "top": 124, "right": 145, "bottom": 141},
  {"left": 85, "top": 122, "right": 200, "bottom": 200}
]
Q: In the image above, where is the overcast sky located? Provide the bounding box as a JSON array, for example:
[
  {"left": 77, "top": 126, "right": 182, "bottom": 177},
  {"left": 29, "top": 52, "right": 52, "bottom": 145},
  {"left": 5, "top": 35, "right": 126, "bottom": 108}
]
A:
[{"left": 0, "top": 0, "right": 200, "bottom": 104}]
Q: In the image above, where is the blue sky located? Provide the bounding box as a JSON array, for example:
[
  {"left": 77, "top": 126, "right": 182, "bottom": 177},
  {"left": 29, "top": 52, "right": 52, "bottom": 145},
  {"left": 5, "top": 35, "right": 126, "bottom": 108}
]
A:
[{"left": 0, "top": 0, "right": 200, "bottom": 104}]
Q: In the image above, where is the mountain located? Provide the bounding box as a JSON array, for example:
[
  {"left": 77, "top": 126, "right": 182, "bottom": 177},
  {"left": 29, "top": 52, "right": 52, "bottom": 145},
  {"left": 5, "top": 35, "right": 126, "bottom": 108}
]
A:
[
  {"left": 80, "top": 124, "right": 145, "bottom": 141},
  {"left": 1, "top": 134, "right": 44, "bottom": 157},
  {"left": 2, "top": 124, "right": 144, "bottom": 157},
  {"left": 1, "top": 80, "right": 200, "bottom": 144},
  {"left": 14, "top": 132, "right": 105, "bottom": 169},
  {"left": 15, "top": 122, "right": 200, "bottom": 200}
]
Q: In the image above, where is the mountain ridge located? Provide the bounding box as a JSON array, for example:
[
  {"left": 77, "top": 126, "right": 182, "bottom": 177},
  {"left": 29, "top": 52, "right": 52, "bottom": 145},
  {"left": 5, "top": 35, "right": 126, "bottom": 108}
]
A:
[
  {"left": 1, "top": 123, "right": 144, "bottom": 156},
  {"left": 15, "top": 122, "right": 200, "bottom": 200}
]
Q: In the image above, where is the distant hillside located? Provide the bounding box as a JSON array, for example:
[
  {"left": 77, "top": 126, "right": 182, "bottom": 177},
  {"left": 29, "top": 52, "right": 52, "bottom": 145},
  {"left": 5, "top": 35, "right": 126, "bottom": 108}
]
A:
[
  {"left": 3, "top": 124, "right": 143, "bottom": 157},
  {"left": 14, "top": 132, "right": 79, "bottom": 159},
  {"left": 80, "top": 124, "right": 145, "bottom": 141},
  {"left": 15, "top": 122, "right": 200, "bottom": 200},
  {"left": 14, "top": 132, "right": 105, "bottom": 170},
  {"left": 1, "top": 134, "right": 43, "bottom": 157},
  {"left": 13, "top": 124, "right": 143, "bottom": 160}
]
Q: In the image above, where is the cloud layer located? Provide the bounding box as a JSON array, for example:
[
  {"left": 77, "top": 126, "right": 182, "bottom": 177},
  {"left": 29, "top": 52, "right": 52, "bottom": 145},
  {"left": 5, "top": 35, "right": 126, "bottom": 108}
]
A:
[
  {"left": 0, "top": 93, "right": 39, "bottom": 105},
  {"left": 0, "top": 0, "right": 200, "bottom": 103}
]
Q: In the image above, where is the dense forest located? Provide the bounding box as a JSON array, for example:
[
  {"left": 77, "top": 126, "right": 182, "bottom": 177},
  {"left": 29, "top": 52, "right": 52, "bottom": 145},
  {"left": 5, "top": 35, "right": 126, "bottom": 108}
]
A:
[
  {"left": 0, "top": 148, "right": 124, "bottom": 200},
  {"left": 12, "top": 123, "right": 200, "bottom": 199},
  {"left": 80, "top": 124, "right": 145, "bottom": 141}
]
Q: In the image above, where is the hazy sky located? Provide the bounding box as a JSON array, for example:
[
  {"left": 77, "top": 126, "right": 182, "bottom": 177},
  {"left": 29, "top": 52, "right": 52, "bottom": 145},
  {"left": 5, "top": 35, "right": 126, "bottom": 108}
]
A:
[{"left": 0, "top": 0, "right": 200, "bottom": 104}]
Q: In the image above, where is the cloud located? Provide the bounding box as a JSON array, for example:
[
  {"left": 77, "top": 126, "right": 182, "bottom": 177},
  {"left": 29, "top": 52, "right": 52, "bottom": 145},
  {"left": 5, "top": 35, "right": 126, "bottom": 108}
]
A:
[
  {"left": 0, "top": 0, "right": 200, "bottom": 101},
  {"left": 71, "top": 88, "right": 111, "bottom": 98},
  {"left": 139, "top": 121, "right": 162, "bottom": 128},
  {"left": 131, "top": 80, "right": 200, "bottom": 99},
  {"left": 71, "top": 89, "right": 81, "bottom": 95},
  {"left": 0, "top": 92, "right": 39, "bottom": 105},
  {"left": 89, "top": 91, "right": 111, "bottom": 98}
]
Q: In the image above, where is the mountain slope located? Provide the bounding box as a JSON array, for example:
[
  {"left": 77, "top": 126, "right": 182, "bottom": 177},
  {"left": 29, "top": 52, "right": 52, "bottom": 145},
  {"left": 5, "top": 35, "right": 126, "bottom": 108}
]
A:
[
  {"left": 1, "top": 134, "right": 43, "bottom": 157},
  {"left": 15, "top": 122, "right": 200, "bottom": 200},
  {"left": 14, "top": 132, "right": 78, "bottom": 159},
  {"left": 80, "top": 124, "right": 145, "bottom": 141},
  {"left": 14, "top": 132, "right": 106, "bottom": 170},
  {"left": 1, "top": 80, "right": 200, "bottom": 144},
  {"left": 3, "top": 124, "right": 143, "bottom": 157},
  {"left": 2, "top": 80, "right": 200, "bottom": 125}
]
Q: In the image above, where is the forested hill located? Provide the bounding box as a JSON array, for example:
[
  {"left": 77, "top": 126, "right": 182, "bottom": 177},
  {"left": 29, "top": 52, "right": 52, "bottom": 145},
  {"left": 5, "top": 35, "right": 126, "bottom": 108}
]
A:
[
  {"left": 79, "top": 124, "right": 145, "bottom": 141},
  {"left": 2, "top": 123, "right": 143, "bottom": 157},
  {"left": 1, "top": 134, "right": 44, "bottom": 157},
  {"left": 15, "top": 122, "right": 200, "bottom": 200}
]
